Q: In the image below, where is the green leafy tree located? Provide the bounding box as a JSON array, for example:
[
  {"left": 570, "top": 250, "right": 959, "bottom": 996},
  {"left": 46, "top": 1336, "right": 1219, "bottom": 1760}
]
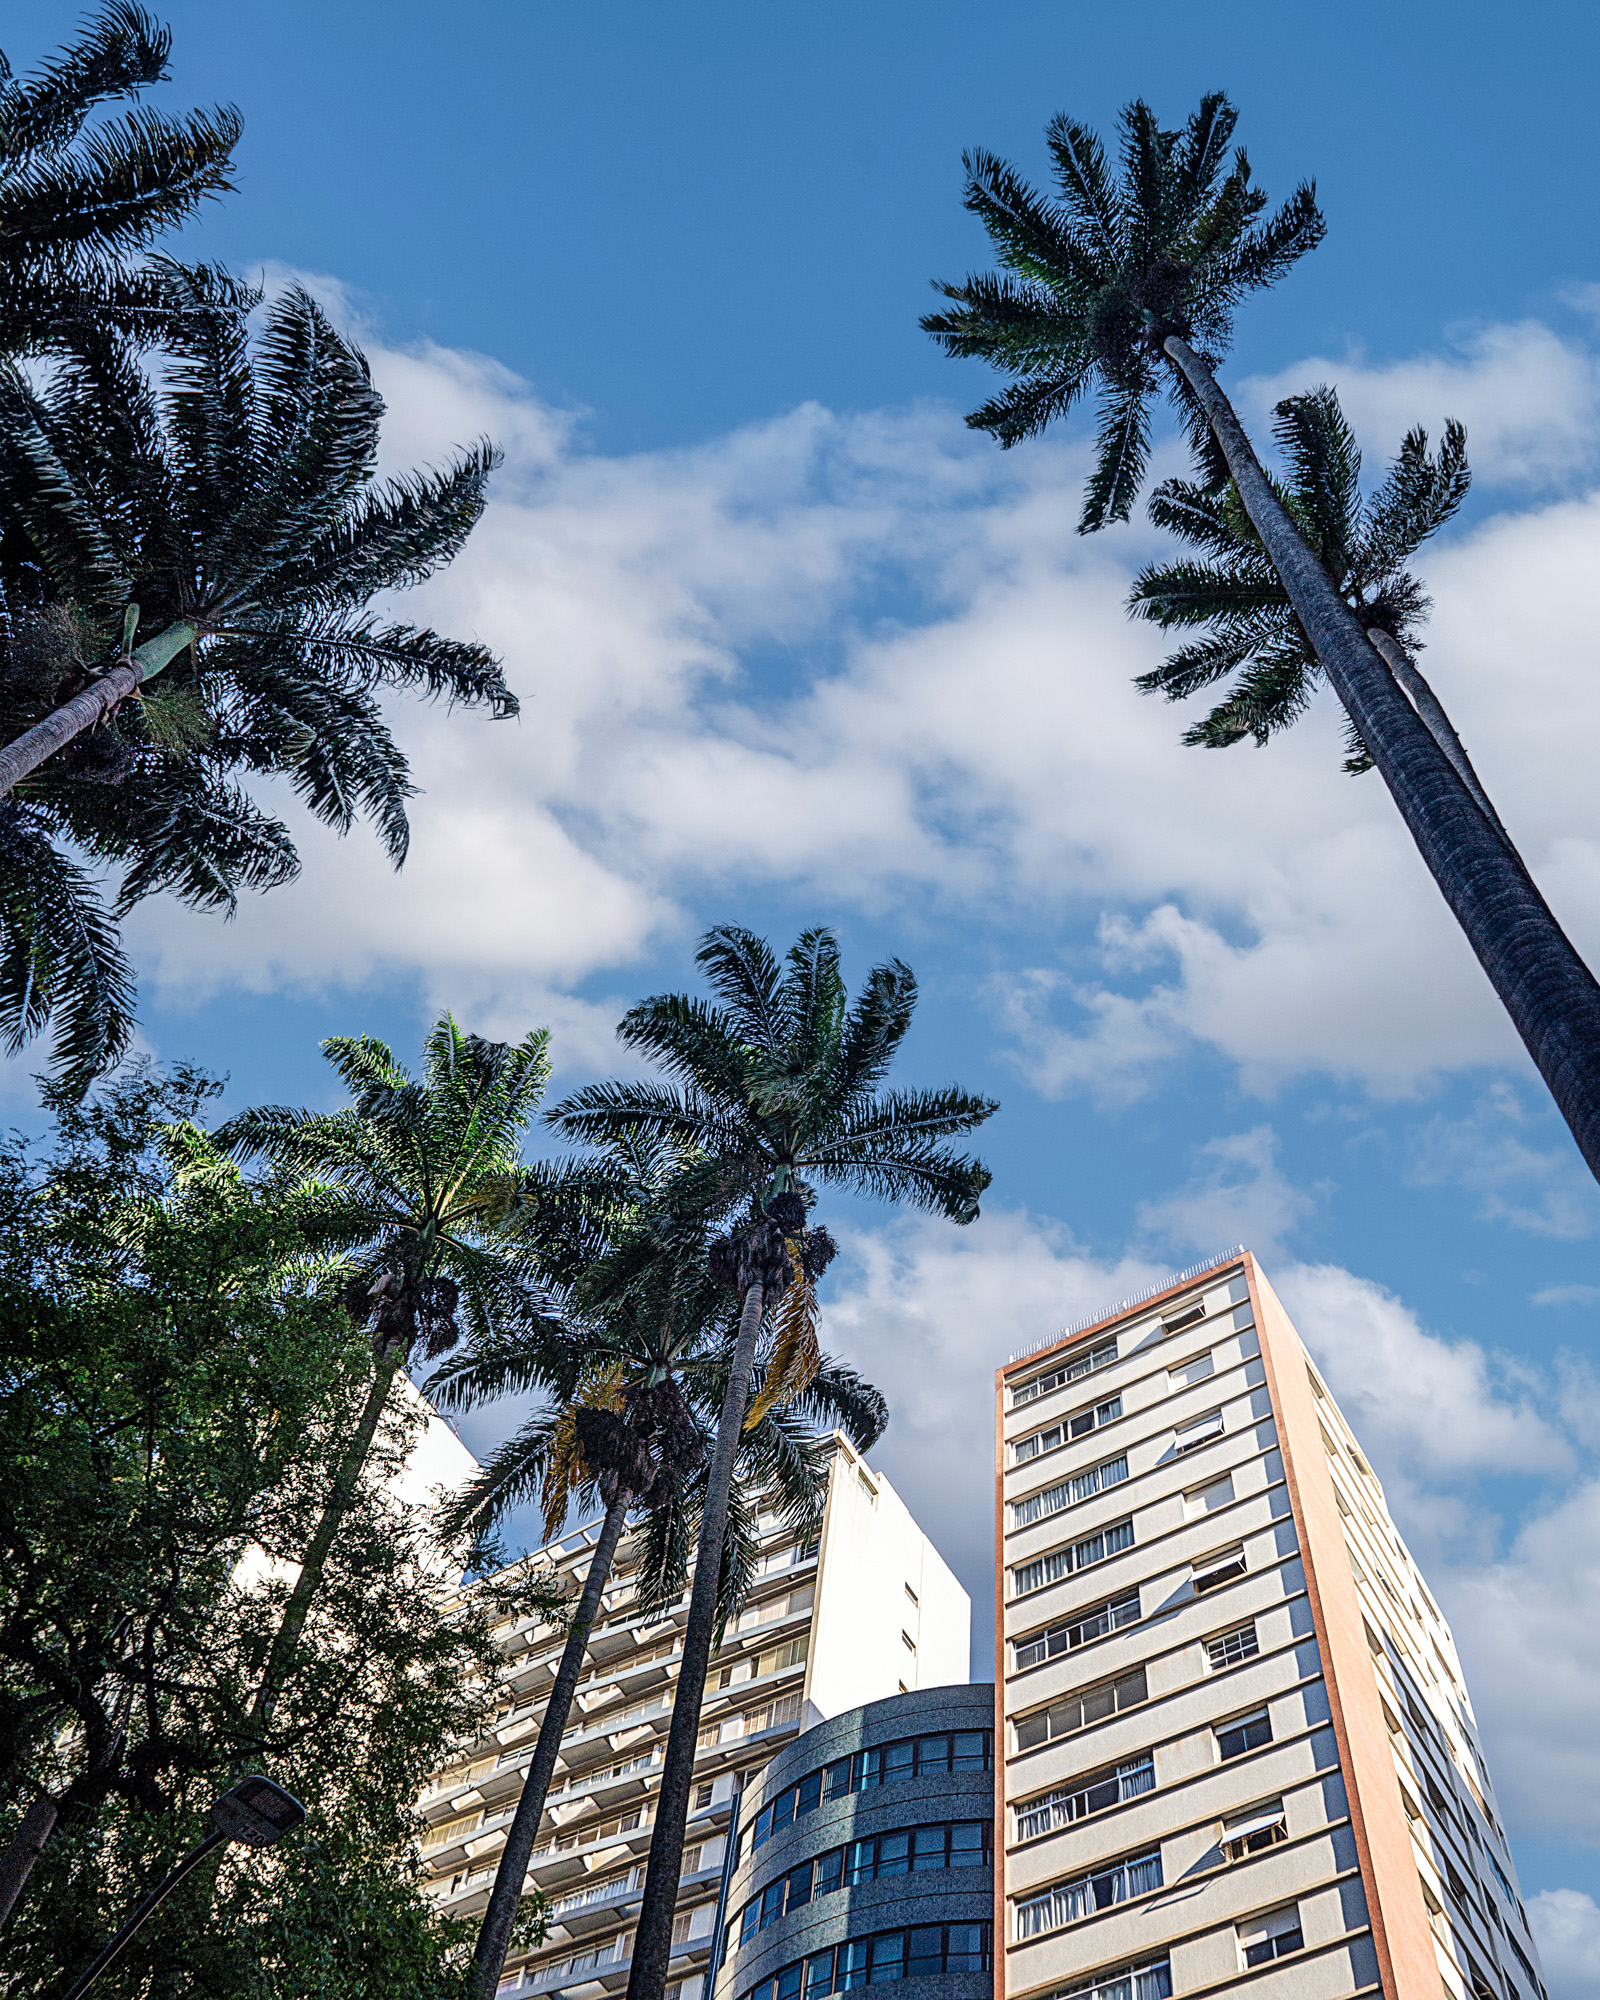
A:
[
  {"left": 0, "top": 271, "right": 514, "bottom": 1090},
  {"left": 213, "top": 1016, "right": 560, "bottom": 1743},
  {"left": 0, "top": 3, "right": 240, "bottom": 359},
  {"left": 549, "top": 925, "right": 994, "bottom": 2000},
  {"left": 1130, "top": 386, "right": 1509, "bottom": 837},
  {"left": 431, "top": 1133, "right": 886, "bottom": 2000},
  {"left": 924, "top": 91, "right": 1600, "bottom": 1187},
  {"left": 0, "top": 1063, "right": 505, "bottom": 1995}
]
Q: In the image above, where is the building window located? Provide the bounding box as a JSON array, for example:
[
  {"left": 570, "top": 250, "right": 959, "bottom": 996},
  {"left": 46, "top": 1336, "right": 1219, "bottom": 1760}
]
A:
[
  {"left": 1205, "top": 1624, "right": 1258, "bottom": 1672},
  {"left": 1011, "top": 1518, "right": 1134, "bottom": 1598},
  {"left": 1014, "top": 1667, "right": 1147, "bottom": 1752},
  {"left": 1222, "top": 1799, "right": 1286, "bottom": 1860},
  {"left": 1216, "top": 1708, "right": 1271, "bottom": 1761},
  {"left": 1014, "top": 1849, "right": 1163, "bottom": 1939},
  {"left": 1168, "top": 1352, "right": 1215, "bottom": 1390},
  {"left": 1161, "top": 1299, "right": 1207, "bottom": 1335},
  {"left": 1011, "top": 1454, "right": 1129, "bottom": 1529},
  {"left": 736, "top": 1819, "right": 993, "bottom": 1940},
  {"left": 1048, "top": 1959, "right": 1172, "bottom": 2000},
  {"left": 1238, "top": 1904, "right": 1303, "bottom": 1966},
  {"left": 745, "top": 1732, "right": 993, "bottom": 1856},
  {"left": 1014, "top": 1396, "right": 1122, "bottom": 1464},
  {"left": 1012, "top": 1341, "right": 1117, "bottom": 1408},
  {"left": 737, "top": 1923, "right": 991, "bottom": 2000},
  {"left": 1015, "top": 1754, "right": 1155, "bottom": 1840},
  {"left": 1185, "top": 1472, "right": 1233, "bottom": 1517},
  {"left": 1191, "top": 1545, "right": 1246, "bottom": 1596},
  {"left": 1013, "top": 1590, "right": 1140, "bottom": 1671},
  {"left": 1173, "top": 1409, "right": 1224, "bottom": 1454},
  {"left": 904, "top": 1583, "right": 918, "bottom": 1605},
  {"left": 695, "top": 1782, "right": 714, "bottom": 1810}
]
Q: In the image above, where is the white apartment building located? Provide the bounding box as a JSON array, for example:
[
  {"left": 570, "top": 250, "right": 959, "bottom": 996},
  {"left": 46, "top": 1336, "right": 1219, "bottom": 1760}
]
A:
[
  {"left": 995, "top": 1249, "right": 1547, "bottom": 2000},
  {"left": 420, "top": 1435, "right": 968, "bottom": 1999}
]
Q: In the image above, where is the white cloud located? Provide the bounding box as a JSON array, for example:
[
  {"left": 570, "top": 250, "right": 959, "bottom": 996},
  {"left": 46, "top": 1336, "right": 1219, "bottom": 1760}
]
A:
[
  {"left": 1533, "top": 1285, "right": 1600, "bottom": 1308},
  {"left": 1135, "top": 1126, "right": 1319, "bottom": 1267},
  {"left": 1406, "top": 1084, "right": 1600, "bottom": 1240},
  {"left": 1530, "top": 1889, "right": 1600, "bottom": 2000},
  {"left": 115, "top": 297, "right": 1600, "bottom": 1113},
  {"left": 1242, "top": 319, "right": 1600, "bottom": 489}
]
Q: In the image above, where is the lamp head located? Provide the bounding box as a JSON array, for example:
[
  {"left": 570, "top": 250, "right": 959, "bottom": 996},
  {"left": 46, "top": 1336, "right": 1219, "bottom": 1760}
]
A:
[{"left": 207, "top": 1775, "right": 306, "bottom": 1849}]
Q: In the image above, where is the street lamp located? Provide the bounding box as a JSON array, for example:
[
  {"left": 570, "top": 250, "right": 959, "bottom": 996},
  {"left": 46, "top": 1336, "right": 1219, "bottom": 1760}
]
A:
[{"left": 58, "top": 1776, "right": 305, "bottom": 2000}]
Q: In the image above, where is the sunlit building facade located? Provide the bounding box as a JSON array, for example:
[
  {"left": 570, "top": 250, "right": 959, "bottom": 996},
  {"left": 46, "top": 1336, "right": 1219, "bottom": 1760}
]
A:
[
  {"left": 419, "top": 1437, "right": 967, "bottom": 1999},
  {"left": 995, "top": 1250, "right": 1547, "bottom": 2000}
]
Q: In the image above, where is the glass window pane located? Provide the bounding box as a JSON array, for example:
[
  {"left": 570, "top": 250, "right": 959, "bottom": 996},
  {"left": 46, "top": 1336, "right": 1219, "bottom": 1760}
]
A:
[
  {"left": 787, "top": 1863, "right": 813, "bottom": 1911},
  {"left": 868, "top": 1934, "right": 906, "bottom": 1983},
  {"left": 914, "top": 1734, "right": 947, "bottom": 1775},
  {"left": 946, "top": 1926, "right": 984, "bottom": 1972},
  {"left": 877, "top": 1831, "right": 911, "bottom": 1877},
  {"left": 912, "top": 1825, "right": 949, "bottom": 1869},
  {"left": 908, "top": 1928, "right": 944, "bottom": 1978},
  {"left": 773, "top": 1790, "right": 796, "bottom": 1832},
  {"left": 840, "top": 1941, "right": 872, "bottom": 1991},
  {"left": 804, "top": 1954, "right": 835, "bottom": 2000},
  {"left": 949, "top": 1824, "right": 984, "bottom": 1862},
  {"left": 777, "top": 1967, "right": 803, "bottom": 2000},
  {"left": 857, "top": 1750, "right": 882, "bottom": 1791},
  {"left": 797, "top": 1771, "right": 823, "bottom": 1815},
  {"left": 815, "top": 1849, "right": 843, "bottom": 1895},
  {"left": 845, "top": 1840, "right": 874, "bottom": 1887},
  {"left": 952, "top": 1732, "right": 985, "bottom": 1769},
  {"left": 883, "top": 1742, "right": 914, "bottom": 1782},
  {"left": 825, "top": 1760, "right": 851, "bottom": 1800}
]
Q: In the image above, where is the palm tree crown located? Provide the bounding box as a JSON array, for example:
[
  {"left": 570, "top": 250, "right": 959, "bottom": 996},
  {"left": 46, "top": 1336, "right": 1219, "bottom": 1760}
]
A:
[
  {"left": 549, "top": 924, "right": 995, "bottom": 1225},
  {"left": 922, "top": 91, "right": 1323, "bottom": 529},
  {"left": 1130, "top": 388, "right": 1470, "bottom": 768},
  {"left": 0, "top": 273, "right": 513, "bottom": 1088},
  {"left": 216, "top": 1016, "right": 555, "bottom": 1363},
  {"left": 0, "top": 4, "right": 240, "bottom": 357}
]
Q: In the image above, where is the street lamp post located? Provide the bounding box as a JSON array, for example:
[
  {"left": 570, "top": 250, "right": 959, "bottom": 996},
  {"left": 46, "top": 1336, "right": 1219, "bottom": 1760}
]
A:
[{"left": 58, "top": 1776, "right": 305, "bottom": 2000}]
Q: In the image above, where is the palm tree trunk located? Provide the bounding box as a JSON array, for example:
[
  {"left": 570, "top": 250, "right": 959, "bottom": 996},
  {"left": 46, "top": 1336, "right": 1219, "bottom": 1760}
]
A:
[
  {"left": 466, "top": 1492, "right": 631, "bottom": 2000},
  {"left": 626, "top": 1277, "right": 765, "bottom": 2000},
  {"left": 0, "top": 619, "right": 197, "bottom": 801},
  {"left": 0, "top": 1798, "right": 58, "bottom": 1932},
  {"left": 1365, "top": 626, "right": 1514, "bottom": 847},
  {"left": 1163, "top": 333, "right": 1600, "bottom": 1186},
  {"left": 248, "top": 1345, "right": 403, "bottom": 1735}
]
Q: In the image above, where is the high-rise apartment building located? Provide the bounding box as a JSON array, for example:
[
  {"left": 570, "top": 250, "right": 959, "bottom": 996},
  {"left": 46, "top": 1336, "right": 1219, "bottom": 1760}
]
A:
[
  {"left": 420, "top": 1435, "right": 967, "bottom": 1999},
  {"left": 995, "top": 1249, "right": 1546, "bottom": 2000}
]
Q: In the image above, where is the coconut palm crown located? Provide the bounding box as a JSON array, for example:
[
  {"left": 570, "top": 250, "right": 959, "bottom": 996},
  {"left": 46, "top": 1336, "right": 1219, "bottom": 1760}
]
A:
[
  {"left": 922, "top": 90, "right": 1324, "bottom": 530},
  {"left": 1130, "top": 388, "right": 1470, "bottom": 769}
]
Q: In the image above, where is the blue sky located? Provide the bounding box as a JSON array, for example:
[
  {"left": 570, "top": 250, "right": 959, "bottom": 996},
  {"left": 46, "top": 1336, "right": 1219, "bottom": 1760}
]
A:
[{"left": 14, "top": 3, "right": 1600, "bottom": 1986}]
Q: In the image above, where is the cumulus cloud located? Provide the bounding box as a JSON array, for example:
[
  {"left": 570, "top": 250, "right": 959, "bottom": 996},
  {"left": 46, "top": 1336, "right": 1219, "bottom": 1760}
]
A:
[
  {"left": 117, "top": 300, "right": 1600, "bottom": 1103},
  {"left": 1406, "top": 1083, "right": 1600, "bottom": 1240},
  {"left": 1530, "top": 1889, "right": 1600, "bottom": 2000}
]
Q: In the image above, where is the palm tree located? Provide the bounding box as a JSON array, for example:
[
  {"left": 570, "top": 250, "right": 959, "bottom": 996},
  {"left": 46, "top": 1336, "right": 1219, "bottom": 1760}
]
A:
[
  {"left": 431, "top": 1135, "right": 888, "bottom": 2000},
  {"left": 549, "top": 924, "right": 996, "bottom": 2000},
  {"left": 212, "top": 1015, "right": 559, "bottom": 1736},
  {"left": 924, "top": 91, "right": 1600, "bottom": 1187},
  {"left": 0, "top": 4, "right": 240, "bottom": 359},
  {"left": 0, "top": 270, "right": 514, "bottom": 1088},
  {"left": 1131, "top": 386, "right": 1510, "bottom": 838}
]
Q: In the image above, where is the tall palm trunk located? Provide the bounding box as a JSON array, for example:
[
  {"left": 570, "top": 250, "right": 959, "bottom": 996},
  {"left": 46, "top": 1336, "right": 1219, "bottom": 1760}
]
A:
[
  {"left": 466, "top": 1493, "right": 631, "bottom": 2000},
  {"left": 0, "top": 620, "right": 198, "bottom": 801},
  {"left": 248, "top": 1346, "right": 403, "bottom": 1736},
  {"left": 0, "top": 1799, "right": 59, "bottom": 1933},
  {"left": 1364, "top": 626, "right": 1513, "bottom": 847},
  {"left": 626, "top": 1278, "right": 766, "bottom": 2000},
  {"left": 1164, "top": 333, "right": 1600, "bottom": 1186}
]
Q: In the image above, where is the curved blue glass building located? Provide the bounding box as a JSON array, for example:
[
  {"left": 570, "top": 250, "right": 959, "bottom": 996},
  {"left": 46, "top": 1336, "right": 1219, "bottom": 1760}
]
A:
[{"left": 714, "top": 1685, "right": 995, "bottom": 2000}]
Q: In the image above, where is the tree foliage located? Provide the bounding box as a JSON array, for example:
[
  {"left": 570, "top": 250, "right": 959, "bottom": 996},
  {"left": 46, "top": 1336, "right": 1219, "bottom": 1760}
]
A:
[
  {"left": 923, "top": 90, "right": 1323, "bottom": 528},
  {"left": 0, "top": 1064, "right": 508, "bottom": 1996},
  {"left": 1129, "top": 388, "right": 1471, "bottom": 768}
]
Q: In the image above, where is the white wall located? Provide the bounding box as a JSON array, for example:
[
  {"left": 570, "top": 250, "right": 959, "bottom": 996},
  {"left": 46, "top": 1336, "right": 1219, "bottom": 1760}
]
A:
[{"left": 806, "top": 1439, "right": 972, "bottom": 1722}]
